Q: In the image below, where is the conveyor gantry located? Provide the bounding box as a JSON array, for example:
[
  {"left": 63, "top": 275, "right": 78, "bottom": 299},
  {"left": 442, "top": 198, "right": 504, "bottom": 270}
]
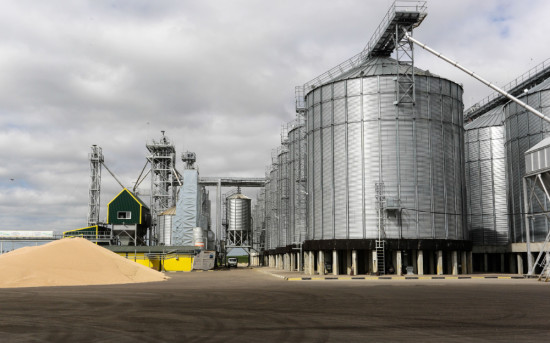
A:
[
  {"left": 296, "top": 1, "right": 427, "bottom": 112},
  {"left": 360, "top": 1, "right": 427, "bottom": 59}
]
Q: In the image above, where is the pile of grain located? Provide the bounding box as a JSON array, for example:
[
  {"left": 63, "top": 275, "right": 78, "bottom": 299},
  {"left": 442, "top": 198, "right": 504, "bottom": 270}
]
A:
[{"left": 0, "top": 237, "right": 167, "bottom": 288}]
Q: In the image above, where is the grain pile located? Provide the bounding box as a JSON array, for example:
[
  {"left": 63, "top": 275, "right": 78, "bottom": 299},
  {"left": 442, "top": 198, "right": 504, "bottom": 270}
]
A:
[{"left": 0, "top": 237, "right": 167, "bottom": 288}]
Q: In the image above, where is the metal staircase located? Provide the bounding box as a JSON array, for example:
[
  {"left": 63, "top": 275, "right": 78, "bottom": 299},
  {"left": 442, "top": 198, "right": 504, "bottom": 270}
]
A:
[{"left": 295, "top": 1, "right": 428, "bottom": 113}]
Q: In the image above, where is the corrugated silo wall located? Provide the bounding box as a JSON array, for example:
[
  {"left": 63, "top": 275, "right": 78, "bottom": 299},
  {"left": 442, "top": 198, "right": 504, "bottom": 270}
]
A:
[
  {"left": 270, "top": 158, "right": 279, "bottom": 248},
  {"left": 278, "top": 148, "right": 290, "bottom": 247},
  {"left": 263, "top": 174, "right": 273, "bottom": 250},
  {"left": 227, "top": 197, "right": 251, "bottom": 232},
  {"left": 505, "top": 85, "right": 550, "bottom": 243},
  {"left": 464, "top": 118, "right": 508, "bottom": 245},
  {"left": 289, "top": 123, "right": 307, "bottom": 244},
  {"left": 305, "top": 75, "right": 466, "bottom": 240},
  {"left": 253, "top": 189, "right": 265, "bottom": 250}
]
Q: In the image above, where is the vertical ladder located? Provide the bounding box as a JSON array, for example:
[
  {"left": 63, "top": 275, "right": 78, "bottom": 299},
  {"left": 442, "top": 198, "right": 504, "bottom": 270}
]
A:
[
  {"left": 375, "top": 182, "right": 387, "bottom": 275},
  {"left": 376, "top": 240, "right": 386, "bottom": 275}
]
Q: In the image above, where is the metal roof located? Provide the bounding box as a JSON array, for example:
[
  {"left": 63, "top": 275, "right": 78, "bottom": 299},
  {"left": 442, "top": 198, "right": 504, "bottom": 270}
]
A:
[
  {"left": 464, "top": 58, "right": 550, "bottom": 121},
  {"left": 330, "top": 56, "right": 436, "bottom": 83},
  {"left": 464, "top": 104, "right": 505, "bottom": 130},
  {"left": 227, "top": 193, "right": 250, "bottom": 200},
  {"left": 524, "top": 76, "right": 550, "bottom": 95},
  {"left": 526, "top": 136, "right": 550, "bottom": 154}
]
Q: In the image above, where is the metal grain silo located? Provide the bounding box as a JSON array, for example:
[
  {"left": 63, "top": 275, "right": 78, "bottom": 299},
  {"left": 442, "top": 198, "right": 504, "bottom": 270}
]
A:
[
  {"left": 305, "top": 56, "right": 466, "bottom": 242},
  {"left": 158, "top": 206, "right": 176, "bottom": 245},
  {"left": 269, "top": 152, "right": 280, "bottom": 248},
  {"left": 278, "top": 145, "right": 290, "bottom": 247},
  {"left": 226, "top": 193, "right": 252, "bottom": 247},
  {"left": 288, "top": 118, "right": 307, "bottom": 244},
  {"left": 504, "top": 78, "right": 550, "bottom": 243},
  {"left": 464, "top": 105, "right": 508, "bottom": 245}
]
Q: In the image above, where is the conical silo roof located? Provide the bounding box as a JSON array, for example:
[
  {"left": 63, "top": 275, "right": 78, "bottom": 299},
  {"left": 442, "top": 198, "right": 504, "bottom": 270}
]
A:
[
  {"left": 464, "top": 104, "right": 505, "bottom": 130},
  {"left": 327, "top": 56, "right": 436, "bottom": 84}
]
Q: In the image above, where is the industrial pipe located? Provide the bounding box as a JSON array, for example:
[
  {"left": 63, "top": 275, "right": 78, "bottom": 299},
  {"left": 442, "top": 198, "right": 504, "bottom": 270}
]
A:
[
  {"left": 404, "top": 31, "right": 550, "bottom": 124},
  {"left": 101, "top": 162, "right": 126, "bottom": 189}
]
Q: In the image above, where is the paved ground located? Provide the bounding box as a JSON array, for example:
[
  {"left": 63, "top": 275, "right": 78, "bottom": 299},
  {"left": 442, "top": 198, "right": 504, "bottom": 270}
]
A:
[{"left": 0, "top": 268, "right": 549, "bottom": 342}]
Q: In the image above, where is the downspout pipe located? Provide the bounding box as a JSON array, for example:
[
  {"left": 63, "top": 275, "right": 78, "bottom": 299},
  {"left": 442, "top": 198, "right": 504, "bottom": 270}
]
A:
[{"left": 404, "top": 31, "right": 550, "bottom": 124}]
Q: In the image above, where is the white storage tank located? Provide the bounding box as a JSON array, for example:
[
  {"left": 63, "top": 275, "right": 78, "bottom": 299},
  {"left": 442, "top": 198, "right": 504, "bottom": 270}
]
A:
[{"left": 158, "top": 207, "right": 175, "bottom": 245}]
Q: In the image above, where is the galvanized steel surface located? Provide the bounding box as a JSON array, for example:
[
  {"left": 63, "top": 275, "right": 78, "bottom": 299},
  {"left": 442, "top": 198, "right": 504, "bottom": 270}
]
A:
[
  {"left": 158, "top": 212, "right": 173, "bottom": 246},
  {"left": 525, "top": 136, "right": 550, "bottom": 175},
  {"left": 227, "top": 194, "right": 252, "bottom": 232},
  {"left": 504, "top": 79, "right": 550, "bottom": 243},
  {"left": 464, "top": 105, "right": 508, "bottom": 245},
  {"left": 305, "top": 56, "right": 466, "bottom": 241},
  {"left": 288, "top": 121, "right": 307, "bottom": 244}
]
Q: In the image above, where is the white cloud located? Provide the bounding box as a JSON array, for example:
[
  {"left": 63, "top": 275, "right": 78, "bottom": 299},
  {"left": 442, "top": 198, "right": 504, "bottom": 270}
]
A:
[{"left": 0, "top": 0, "right": 548, "bottom": 232}]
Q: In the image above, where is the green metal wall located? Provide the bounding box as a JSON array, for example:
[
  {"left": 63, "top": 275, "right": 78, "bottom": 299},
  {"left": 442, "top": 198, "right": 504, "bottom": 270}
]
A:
[{"left": 107, "top": 189, "right": 146, "bottom": 225}]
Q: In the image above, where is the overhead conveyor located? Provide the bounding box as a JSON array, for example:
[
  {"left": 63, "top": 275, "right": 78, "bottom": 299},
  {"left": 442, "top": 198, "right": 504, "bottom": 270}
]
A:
[
  {"left": 403, "top": 31, "right": 550, "bottom": 125},
  {"left": 295, "top": 1, "right": 428, "bottom": 112},
  {"left": 403, "top": 25, "right": 550, "bottom": 279}
]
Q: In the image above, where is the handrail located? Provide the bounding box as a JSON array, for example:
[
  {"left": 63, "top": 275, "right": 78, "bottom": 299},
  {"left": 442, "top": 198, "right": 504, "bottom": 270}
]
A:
[{"left": 465, "top": 58, "right": 550, "bottom": 116}]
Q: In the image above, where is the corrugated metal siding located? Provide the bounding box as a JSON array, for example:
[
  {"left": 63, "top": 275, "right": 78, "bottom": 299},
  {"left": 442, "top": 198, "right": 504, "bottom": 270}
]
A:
[
  {"left": 108, "top": 189, "right": 143, "bottom": 225},
  {"left": 465, "top": 104, "right": 509, "bottom": 245},
  {"left": 505, "top": 86, "right": 550, "bottom": 243},
  {"left": 304, "top": 69, "right": 466, "bottom": 241}
]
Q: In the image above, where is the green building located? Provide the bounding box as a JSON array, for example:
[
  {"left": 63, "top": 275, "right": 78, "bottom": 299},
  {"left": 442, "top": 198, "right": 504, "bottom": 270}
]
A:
[{"left": 107, "top": 188, "right": 151, "bottom": 245}]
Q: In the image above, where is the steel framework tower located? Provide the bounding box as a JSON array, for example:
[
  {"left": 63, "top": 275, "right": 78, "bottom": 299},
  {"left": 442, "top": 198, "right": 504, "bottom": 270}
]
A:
[
  {"left": 146, "top": 131, "right": 178, "bottom": 243},
  {"left": 87, "top": 145, "right": 104, "bottom": 226}
]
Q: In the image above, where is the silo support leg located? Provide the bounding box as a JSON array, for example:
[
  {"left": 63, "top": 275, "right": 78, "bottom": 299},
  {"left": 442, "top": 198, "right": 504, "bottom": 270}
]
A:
[
  {"left": 309, "top": 252, "right": 315, "bottom": 275},
  {"left": 452, "top": 251, "right": 458, "bottom": 275},
  {"left": 332, "top": 250, "right": 339, "bottom": 276},
  {"left": 351, "top": 250, "right": 358, "bottom": 276},
  {"left": 396, "top": 251, "right": 402, "bottom": 276},
  {"left": 366, "top": 250, "right": 372, "bottom": 274},
  {"left": 285, "top": 253, "right": 290, "bottom": 271},
  {"left": 308, "top": 252, "right": 314, "bottom": 275},
  {"left": 417, "top": 250, "right": 424, "bottom": 275},
  {"left": 461, "top": 251, "right": 468, "bottom": 274},
  {"left": 318, "top": 251, "right": 325, "bottom": 276},
  {"left": 500, "top": 253, "right": 506, "bottom": 273},
  {"left": 436, "top": 250, "right": 443, "bottom": 275},
  {"left": 412, "top": 250, "right": 418, "bottom": 274},
  {"left": 517, "top": 253, "right": 524, "bottom": 275},
  {"left": 483, "top": 253, "right": 489, "bottom": 273},
  {"left": 346, "top": 250, "right": 353, "bottom": 275},
  {"left": 290, "top": 253, "right": 295, "bottom": 271}
]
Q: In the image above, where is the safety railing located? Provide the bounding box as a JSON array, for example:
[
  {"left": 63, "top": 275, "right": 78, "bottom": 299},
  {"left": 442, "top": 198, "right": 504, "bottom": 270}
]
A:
[{"left": 465, "top": 58, "right": 550, "bottom": 116}]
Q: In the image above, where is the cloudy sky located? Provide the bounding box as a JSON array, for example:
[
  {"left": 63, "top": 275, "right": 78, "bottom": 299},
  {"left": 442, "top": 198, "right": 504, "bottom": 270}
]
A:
[{"left": 0, "top": 0, "right": 548, "bottom": 234}]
